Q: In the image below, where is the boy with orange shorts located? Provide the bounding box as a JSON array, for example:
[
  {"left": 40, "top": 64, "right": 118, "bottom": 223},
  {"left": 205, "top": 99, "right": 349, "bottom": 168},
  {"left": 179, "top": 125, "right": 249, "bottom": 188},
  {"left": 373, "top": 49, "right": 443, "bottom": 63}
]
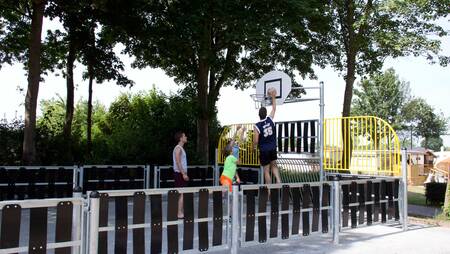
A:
[{"left": 220, "top": 140, "right": 241, "bottom": 191}]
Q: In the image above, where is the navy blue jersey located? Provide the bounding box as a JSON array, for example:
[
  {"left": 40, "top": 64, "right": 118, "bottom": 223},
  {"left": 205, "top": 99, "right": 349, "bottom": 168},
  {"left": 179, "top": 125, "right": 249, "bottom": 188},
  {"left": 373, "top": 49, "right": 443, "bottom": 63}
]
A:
[{"left": 255, "top": 116, "right": 277, "bottom": 151}]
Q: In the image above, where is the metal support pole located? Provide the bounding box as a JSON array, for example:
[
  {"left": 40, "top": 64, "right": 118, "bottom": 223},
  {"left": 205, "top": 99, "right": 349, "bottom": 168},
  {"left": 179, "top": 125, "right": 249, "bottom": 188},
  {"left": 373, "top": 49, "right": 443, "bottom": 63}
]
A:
[
  {"left": 319, "top": 81, "right": 325, "bottom": 183},
  {"left": 231, "top": 184, "right": 240, "bottom": 254},
  {"left": 88, "top": 191, "right": 100, "bottom": 254},
  {"left": 79, "top": 166, "right": 85, "bottom": 190},
  {"left": 259, "top": 166, "right": 264, "bottom": 184},
  {"left": 73, "top": 165, "right": 79, "bottom": 189},
  {"left": 155, "top": 166, "right": 159, "bottom": 188},
  {"left": 332, "top": 179, "right": 340, "bottom": 244},
  {"left": 72, "top": 186, "right": 82, "bottom": 254},
  {"left": 144, "top": 165, "right": 150, "bottom": 189},
  {"left": 401, "top": 149, "right": 408, "bottom": 231},
  {"left": 214, "top": 149, "right": 219, "bottom": 186}
]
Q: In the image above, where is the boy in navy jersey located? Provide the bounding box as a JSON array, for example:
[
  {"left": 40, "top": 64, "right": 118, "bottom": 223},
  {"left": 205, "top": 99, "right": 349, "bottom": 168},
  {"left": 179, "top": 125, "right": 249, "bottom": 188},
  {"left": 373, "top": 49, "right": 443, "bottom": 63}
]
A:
[{"left": 253, "top": 90, "right": 281, "bottom": 184}]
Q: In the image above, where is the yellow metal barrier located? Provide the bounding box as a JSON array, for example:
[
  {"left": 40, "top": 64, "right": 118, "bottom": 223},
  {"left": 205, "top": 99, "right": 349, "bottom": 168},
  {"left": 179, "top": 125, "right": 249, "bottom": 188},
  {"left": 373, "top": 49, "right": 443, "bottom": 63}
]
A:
[
  {"left": 217, "top": 123, "right": 260, "bottom": 166},
  {"left": 323, "top": 116, "right": 401, "bottom": 176},
  {"left": 217, "top": 116, "right": 401, "bottom": 176}
]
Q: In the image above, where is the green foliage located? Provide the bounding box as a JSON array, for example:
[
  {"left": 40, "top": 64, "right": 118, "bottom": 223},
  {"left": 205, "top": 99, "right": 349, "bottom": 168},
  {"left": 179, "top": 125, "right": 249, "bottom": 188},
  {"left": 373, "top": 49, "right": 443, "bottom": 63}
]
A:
[
  {"left": 328, "top": 0, "right": 449, "bottom": 117},
  {"left": 402, "top": 98, "right": 448, "bottom": 149},
  {"left": 101, "top": 0, "right": 332, "bottom": 86},
  {"left": 0, "top": 118, "right": 23, "bottom": 165},
  {"left": 0, "top": 89, "right": 221, "bottom": 165},
  {"left": 421, "top": 137, "right": 443, "bottom": 151},
  {"left": 329, "top": 0, "right": 450, "bottom": 77},
  {"left": 101, "top": 89, "right": 220, "bottom": 164},
  {"left": 351, "top": 68, "right": 410, "bottom": 129},
  {"left": 0, "top": 1, "right": 31, "bottom": 68},
  {"left": 95, "top": 0, "right": 333, "bottom": 162},
  {"left": 351, "top": 68, "right": 448, "bottom": 149}
]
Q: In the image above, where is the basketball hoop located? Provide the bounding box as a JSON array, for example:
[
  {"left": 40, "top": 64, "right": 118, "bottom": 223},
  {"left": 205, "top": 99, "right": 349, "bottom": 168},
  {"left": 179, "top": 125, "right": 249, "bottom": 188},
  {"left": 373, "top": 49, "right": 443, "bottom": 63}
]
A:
[{"left": 250, "top": 93, "right": 270, "bottom": 109}]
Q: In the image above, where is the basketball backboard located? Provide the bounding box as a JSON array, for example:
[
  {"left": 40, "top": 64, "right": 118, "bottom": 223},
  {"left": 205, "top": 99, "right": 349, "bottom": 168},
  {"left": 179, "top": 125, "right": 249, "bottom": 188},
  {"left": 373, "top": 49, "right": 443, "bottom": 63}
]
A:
[{"left": 254, "top": 71, "right": 292, "bottom": 106}]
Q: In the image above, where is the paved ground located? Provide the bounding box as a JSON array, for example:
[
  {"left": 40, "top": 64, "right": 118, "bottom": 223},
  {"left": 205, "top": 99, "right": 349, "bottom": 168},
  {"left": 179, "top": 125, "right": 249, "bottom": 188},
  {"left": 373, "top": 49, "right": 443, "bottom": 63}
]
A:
[{"left": 217, "top": 223, "right": 450, "bottom": 254}]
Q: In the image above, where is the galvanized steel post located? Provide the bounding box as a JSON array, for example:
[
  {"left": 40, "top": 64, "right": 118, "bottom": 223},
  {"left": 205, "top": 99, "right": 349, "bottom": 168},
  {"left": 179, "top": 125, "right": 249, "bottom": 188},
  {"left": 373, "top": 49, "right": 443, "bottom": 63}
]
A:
[
  {"left": 332, "top": 179, "right": 340, "bottom": 244},
  {"left": 72, "top": 186, "right": 83, "bottom": 254},
  {"left": 214, "top": 149, "right": 219, "bottom": 186},
  {"left": 79, "top": 166, "right": 84, "bottom": 190},
  {"left": 154, "top": 166, "right": 159, "bottom": 188},
  {"left": 88, "top": 191, "right": 100, "bottom": 254},
  {"left": 319, "top": 81, "right": 325, "bottom": 183},
  {"left": 72, "top": 165, "right": 79, "bottom": 189},
  {"left": 259, "top": 166, "right": 264, "bottom": 184},
  {"left": 231, "top": 184, "right": 240, "bottom": 254},
  {"left": 401, "top": 149, "right": 408, "bottom": 231},
  {"left": 144, "top": 165, "right": 149, "bottom": 189}
]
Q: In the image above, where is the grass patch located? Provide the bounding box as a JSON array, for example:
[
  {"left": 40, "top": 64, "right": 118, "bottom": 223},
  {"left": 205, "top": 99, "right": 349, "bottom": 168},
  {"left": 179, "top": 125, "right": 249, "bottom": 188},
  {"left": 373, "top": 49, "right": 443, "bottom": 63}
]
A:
[{"left": 408, "top": 185, "right": 427, "bottom": 206}]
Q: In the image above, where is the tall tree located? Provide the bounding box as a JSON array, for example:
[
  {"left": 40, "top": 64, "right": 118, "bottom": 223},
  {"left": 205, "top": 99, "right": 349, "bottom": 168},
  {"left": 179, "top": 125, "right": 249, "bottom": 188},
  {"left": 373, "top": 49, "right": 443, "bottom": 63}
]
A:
[
  {"left": 81, "top": 25, "right": 134, "bottom": 158},
  {"left": 329, "top": 0, "right": 449, "bottom": 117},
  {"left": 22, "top": 0, "right": 47, "bottom": 165},
  {"left": 97, "top": 0, "right": 332, "bottom": 163},
  {"left": 45, "top": 0, "right": 133, "bottom": 160},
  {"left": 46, "top": 0, "right": 92, "bottom": 161},
  {"left": 402, "top": 98, "right": 448, "bottom": 149},
  {"left": 329, "top": 0, "right": 449, "bottom": 168},
  {"left": 1, "top": 0, "right": 64, "bottom": 164},
  {"left": 351, "top": 68, "right": 410, "bottom": 129}
]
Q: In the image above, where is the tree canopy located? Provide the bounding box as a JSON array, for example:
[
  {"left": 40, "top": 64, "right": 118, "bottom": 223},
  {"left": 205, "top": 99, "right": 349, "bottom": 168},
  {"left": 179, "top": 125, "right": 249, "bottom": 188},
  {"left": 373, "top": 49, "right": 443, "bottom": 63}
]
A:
[
  {"left": 351, "top": 68, "right": 411, "bottom": 129},
  {"left": 94, "top": 0, "right": 333, "bottom": 163},
  {"left": 328, "top": 0, "right": 450, "bottom": 117},
  {"left": 402, "top": 97, "right": 448, "bottom": 149},
  {"left": 351, "top": 68, "right": 448, "bottom": 150}
]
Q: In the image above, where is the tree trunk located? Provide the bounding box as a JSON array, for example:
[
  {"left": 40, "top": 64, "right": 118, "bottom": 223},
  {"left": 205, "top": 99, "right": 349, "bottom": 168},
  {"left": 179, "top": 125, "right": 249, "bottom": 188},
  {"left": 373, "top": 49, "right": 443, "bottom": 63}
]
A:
[
  {"left": 197, "top": 59, "right": 209, "bottom": 164},
  {"left": 22, "top": 0, "right": 46, "bottom": 165},
  {"left": 63, "top": 37, "right": 76, "bottom": 162},
  {"left": 87, "top": 67, "right": 94, "bottom": 158},
  {"left": 86, "top": 21, "right": 95, "bottom": 159},
  {"left": 341, "top": 0, "right": 357, "bottom": 171}
]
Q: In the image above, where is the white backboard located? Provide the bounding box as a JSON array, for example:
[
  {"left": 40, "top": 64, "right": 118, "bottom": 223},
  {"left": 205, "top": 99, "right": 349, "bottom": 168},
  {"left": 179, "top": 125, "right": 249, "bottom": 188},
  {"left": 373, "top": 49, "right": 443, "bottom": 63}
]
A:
[{"left": 255, "top": 71, "right": 292, "bottom": 106}]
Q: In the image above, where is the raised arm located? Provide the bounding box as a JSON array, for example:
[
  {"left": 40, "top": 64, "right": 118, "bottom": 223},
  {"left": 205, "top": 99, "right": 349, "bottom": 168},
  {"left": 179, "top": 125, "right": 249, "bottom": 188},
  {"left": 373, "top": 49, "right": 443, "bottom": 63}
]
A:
[
  {"left": 253, "top": 126, "right": 259, "bottom": 149},
  {"left": 269, "top": 93, "right": 276, "bottom": 119}
]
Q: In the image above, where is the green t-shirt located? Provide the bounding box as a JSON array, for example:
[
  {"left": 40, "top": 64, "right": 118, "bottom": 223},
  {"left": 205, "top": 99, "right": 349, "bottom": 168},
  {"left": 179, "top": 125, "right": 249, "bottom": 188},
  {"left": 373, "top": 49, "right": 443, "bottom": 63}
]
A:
[{"left": 222, "top": 155, "right": 238, "bottom": 179}]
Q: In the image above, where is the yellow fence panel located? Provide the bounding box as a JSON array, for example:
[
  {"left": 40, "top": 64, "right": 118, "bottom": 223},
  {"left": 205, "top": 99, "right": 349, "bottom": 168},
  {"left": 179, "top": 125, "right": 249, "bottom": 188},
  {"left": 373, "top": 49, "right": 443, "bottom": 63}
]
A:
[
  {"left": 217, "top": 123, "right": 260, "bottom": 166},
  {"left": 323, "top": 116, "right": 401, "bottom": 176}
]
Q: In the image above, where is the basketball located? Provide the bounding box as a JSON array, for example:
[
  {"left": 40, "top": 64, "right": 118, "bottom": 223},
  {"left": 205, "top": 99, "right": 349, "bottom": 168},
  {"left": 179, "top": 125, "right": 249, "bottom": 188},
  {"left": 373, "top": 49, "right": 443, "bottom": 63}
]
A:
[{"left": 267, "top": 87, "right": 277, "bottom": 97}]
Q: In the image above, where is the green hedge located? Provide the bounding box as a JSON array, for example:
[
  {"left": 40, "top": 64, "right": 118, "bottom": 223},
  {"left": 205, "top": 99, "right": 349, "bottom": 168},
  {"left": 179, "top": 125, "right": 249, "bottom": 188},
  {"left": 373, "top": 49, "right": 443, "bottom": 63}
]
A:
[{"left": 425, "top": 182, "right": 446, "bottom": 205}]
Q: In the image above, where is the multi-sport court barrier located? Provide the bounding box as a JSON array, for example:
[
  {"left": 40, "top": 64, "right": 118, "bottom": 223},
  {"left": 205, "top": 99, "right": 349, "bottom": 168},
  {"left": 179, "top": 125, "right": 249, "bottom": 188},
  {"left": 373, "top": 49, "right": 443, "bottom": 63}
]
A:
[
  {"left": 0, "top": 114, "right": 409, "bottom": 253},
  {"left": 0, "top": 174, "right": 407, "bottom": 254}
]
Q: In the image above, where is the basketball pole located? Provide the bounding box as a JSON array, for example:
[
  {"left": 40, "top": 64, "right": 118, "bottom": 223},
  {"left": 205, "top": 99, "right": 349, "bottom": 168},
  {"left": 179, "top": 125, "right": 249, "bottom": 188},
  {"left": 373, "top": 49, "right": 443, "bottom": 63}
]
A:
[{"left": 319, "top": 81, "right": 325, "bottom": 183}]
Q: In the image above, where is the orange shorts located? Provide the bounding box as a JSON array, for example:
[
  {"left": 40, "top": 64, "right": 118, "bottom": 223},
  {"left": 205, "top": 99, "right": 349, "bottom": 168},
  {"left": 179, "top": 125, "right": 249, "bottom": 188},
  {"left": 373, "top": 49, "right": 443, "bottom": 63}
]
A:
[{"left": 220, "top": 175, "right": 233, "bottom": 192}]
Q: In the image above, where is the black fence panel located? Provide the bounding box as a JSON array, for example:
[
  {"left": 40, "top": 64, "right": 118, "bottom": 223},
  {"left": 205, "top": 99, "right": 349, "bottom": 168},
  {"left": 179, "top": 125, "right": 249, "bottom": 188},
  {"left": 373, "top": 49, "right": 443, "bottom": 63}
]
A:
[{"left": 0, "top": 166, "right": 75, "bottom": 200}]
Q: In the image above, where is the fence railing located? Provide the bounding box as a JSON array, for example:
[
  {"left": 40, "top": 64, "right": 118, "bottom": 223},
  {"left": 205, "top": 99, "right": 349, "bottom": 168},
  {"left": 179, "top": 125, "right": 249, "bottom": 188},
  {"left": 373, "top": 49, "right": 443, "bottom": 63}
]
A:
[
  {"left": 217, "top": 120, "right": 320, "bottom": 167},
  {"left": 78, "top": 165, "right": 152, "bottom": 192},
  {"left": 0, "top": 166, "right": 76, "bottom": 200},
  {"left": 0, "top": 173, "right": 407, "bottom": 254},
  {"left": 239, "top": 182, "right": 331, "bottom": 247},
  {"left": 0, "top": 196, "right": 84, "bottom": 254},
  {"left": 323, "top": 116, "right": 401, "bottom": 176},
  {"left": 87, "top": 186, "right": 230, "bottom": 254}
]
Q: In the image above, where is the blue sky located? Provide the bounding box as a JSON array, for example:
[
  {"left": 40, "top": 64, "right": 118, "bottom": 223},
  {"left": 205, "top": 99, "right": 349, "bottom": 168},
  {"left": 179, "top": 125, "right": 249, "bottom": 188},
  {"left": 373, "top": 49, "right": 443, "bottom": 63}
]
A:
[{"left": 0, "top": 18, "right": 449, "bottom": 147}]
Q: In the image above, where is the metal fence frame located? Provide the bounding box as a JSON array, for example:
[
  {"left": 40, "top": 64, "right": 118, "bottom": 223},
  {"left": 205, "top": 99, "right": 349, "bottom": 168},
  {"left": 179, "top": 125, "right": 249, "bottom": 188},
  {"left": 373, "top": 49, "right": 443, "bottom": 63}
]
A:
[
  {"left": 0, "top": 149, "right": 408, "bottom": 253},
  {"left": 237, "top": 182, "right": 333, "bottom": 248},
  {"left": 86, "top": 185, "right": 231, "bottom": 254},
  {"left": 0, "top": 196, "right": 85, "bottom": 254}
]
